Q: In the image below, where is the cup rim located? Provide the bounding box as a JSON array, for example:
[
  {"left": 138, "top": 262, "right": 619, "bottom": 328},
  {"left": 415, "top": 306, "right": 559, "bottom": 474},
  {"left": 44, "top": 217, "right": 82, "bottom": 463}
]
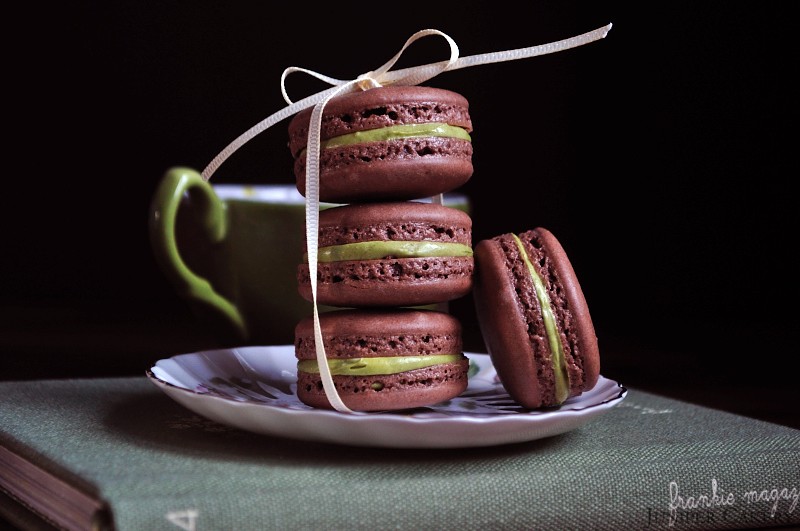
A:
[
  {"left": 213, "top": 183, "right": 306, "bottom": 203},
  {"left": 212, "top": 183, "right": 469, "bottom": 206}
]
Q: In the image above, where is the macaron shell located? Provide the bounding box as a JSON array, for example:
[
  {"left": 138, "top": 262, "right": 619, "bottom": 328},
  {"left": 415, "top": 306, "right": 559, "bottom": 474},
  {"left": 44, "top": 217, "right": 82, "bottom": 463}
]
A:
[
  {"left": 295, "top": 308, "right": 463, "bottom": 360},
  {"left": 529, "top": 228, "right": 600, "bottom": 390},
  {"left": 295, "top": 152, "right": 473, "bottom": 203},
  {"left": 296, "top": 362, "right": 469, "bottom": 411},
  {"left": 473, "top": 237, "right": 545, "bottom": 408},
  {"left": 315, "top": 201, "right": 472, "bottom": 247},
  {"left": 299, "top": 258, "right": 473, "bottom": 307},
  {"left": 287, "top": 85, "right": 473, "bottom": 153}
]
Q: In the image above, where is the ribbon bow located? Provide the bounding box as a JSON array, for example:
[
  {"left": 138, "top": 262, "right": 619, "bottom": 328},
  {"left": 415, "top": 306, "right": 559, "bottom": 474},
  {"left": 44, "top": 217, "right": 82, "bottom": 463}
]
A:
[{"left": 200, "top": 24, "right": 612, "bottom": 413}]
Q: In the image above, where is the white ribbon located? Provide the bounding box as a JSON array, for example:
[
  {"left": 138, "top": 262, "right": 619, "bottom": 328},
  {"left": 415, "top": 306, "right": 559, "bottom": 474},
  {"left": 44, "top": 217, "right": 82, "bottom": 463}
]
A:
[{"left": 200, "top": 24, "right": 612, "bottom": 413}]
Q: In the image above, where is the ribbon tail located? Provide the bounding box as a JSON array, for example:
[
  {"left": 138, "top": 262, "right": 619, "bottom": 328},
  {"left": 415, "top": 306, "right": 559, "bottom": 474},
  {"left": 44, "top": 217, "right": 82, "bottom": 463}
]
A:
[
  {"left": 201, "top": 86, "right": 343, "bottom": 182},
  {"left": 305, "top": 88, "right": 356, "bottom": 414}
]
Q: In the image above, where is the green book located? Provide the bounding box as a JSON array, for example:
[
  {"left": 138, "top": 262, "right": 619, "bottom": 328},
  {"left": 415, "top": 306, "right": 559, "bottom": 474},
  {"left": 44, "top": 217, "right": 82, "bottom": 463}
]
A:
[{"left": 1, "top": 377, "right": 798, "bottom": 530}]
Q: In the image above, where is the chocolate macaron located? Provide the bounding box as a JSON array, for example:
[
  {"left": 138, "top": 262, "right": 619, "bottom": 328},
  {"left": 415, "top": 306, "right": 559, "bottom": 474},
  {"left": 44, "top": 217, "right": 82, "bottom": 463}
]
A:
[
  {"left": 473, "top": 228, "right": 600, "bottom": 409},
  {"left": 298, "top": 201, "right": 474, "bottom": 308},
  {"left": 295, "top": 308, "right": 469, "bottom": 411},
  {"left": 287, "top": 85, "right": 473, "bottom": 203}
]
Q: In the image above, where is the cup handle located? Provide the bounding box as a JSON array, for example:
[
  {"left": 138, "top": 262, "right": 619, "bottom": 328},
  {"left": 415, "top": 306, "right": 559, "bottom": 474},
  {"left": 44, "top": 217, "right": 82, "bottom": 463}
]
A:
[{"left": 149, "top": 167, "right": 247, "bottom": 340}]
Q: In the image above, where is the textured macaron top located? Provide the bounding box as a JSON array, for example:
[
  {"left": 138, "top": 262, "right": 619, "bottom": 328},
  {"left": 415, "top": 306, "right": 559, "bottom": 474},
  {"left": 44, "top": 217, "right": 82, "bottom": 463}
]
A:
[
  {"left": 473, "top": 228, "right": 599, "bottom": 408},
  {"left": 314, "top": 201, "right": 472, "bottom": 248},
  {"left": 295, "top": 308, "right": 463, "bottom": 360},
  {"left": 287, "top": 85, "right": 472, "bottom": 156}
]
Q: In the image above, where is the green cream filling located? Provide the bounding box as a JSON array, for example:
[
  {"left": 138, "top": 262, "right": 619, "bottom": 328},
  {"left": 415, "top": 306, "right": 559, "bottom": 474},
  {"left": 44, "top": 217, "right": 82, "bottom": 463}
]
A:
[
  {"left": 297, "top": 354, "right": 463, "bottom": 376},
  {"left": 299, "top": 123, "right": 471, "bottom": 156},
  {"left": 512, "top": 234, "right": 570, "bottom": 404},
  {"left": 306, "top": 241, "right": 474, "bottom": 263}
]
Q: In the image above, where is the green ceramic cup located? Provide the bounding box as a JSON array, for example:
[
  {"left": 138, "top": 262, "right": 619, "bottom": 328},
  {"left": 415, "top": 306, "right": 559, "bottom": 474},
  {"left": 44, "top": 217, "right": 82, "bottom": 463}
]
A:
[{"left": 149, "top": 167, "right": 471, "bottom": 346}]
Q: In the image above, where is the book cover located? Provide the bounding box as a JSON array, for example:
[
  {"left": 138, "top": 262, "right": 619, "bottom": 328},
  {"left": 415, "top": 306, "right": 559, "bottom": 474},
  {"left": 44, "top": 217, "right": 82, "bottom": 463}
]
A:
[{"left": 1, "top": 377, "right": 798, "bottom": 530}]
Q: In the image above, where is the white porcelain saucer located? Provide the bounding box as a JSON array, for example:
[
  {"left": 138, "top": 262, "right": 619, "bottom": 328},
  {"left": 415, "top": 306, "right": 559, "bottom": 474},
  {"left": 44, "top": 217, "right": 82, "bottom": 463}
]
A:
[{"left": 147, "top": 345, "right": 626, "bottom": 449}]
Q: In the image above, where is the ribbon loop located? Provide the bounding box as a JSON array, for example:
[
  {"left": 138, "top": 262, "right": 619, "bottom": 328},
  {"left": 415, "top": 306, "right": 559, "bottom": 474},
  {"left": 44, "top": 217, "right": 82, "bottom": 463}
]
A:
[
  {"left": 368, "top": 29, "right": 461, "bottom": 87},
  {"left": 280, "top": 66, "right": 348, "bottom": 105}
]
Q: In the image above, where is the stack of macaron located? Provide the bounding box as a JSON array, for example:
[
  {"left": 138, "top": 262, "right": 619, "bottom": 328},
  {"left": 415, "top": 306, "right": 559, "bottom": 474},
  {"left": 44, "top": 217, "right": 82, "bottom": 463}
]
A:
[
  {"left": 289, "top": 85, "right": 602, "bottom": 414},
  {"left": 288, "top": 85, "right": 476, "bottom": 411}
]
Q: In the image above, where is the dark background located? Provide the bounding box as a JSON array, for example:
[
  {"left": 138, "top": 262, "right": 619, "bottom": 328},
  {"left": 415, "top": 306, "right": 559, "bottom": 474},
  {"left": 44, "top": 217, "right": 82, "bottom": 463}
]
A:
[{"left": 2, "top": 3, "right": 796, "bottom": 428}]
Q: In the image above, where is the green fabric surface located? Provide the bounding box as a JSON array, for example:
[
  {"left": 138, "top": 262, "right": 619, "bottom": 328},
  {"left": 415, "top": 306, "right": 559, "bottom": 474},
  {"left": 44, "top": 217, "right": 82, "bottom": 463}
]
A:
[{"left": 1, "top": 377, "right": 798, "bottom": 530}]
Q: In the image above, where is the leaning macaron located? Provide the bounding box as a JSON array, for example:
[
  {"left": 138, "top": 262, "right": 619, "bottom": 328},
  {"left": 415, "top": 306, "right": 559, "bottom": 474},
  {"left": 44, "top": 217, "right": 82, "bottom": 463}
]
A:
[
  {"left": 287, "top": 85, "right": 473, "bottom": 203},
  {"left": 298, "top": 201, "right": 474, "bottom": 308},
  {"left": 473, "top": 228, "right": 600, "bottom": 409},
  {"left": 294, "top": 308, "right": 469, "bottom": 411}
]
